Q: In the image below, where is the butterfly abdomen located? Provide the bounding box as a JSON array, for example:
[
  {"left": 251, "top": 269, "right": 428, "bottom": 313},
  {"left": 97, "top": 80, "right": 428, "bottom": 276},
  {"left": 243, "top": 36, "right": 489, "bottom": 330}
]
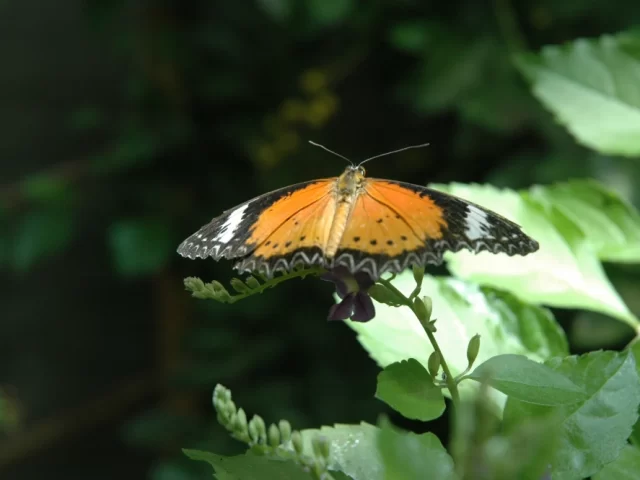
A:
[{"left": 325, "top": 197, "right": 355, "bottom": 259}]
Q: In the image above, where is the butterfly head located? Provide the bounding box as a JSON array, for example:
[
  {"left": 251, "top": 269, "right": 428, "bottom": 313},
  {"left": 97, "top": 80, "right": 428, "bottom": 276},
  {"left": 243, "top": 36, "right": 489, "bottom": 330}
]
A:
[{"left": 338, "top": 165, "right": 367, "bottom": 194}]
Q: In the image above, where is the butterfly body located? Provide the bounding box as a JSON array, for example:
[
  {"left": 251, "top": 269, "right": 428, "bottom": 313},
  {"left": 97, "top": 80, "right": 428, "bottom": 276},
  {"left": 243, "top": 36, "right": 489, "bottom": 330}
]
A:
[{"left": 178, "top": 166, "right": 539, "bottom": 278}]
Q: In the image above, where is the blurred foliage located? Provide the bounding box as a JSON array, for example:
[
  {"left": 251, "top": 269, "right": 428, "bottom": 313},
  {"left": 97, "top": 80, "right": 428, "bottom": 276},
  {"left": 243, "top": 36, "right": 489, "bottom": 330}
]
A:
[
  {"left": 0, "top": 387, "right": 21, "bottom": 434},
  {"left": 2, "top": 0, "right": 640, "bottom": 479}
]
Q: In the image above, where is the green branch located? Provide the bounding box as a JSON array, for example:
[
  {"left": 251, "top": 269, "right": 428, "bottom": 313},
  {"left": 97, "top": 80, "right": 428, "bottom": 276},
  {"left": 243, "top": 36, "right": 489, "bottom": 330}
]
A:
[{"left": 184, "top": 266, "right": 326, "bottom": 304}]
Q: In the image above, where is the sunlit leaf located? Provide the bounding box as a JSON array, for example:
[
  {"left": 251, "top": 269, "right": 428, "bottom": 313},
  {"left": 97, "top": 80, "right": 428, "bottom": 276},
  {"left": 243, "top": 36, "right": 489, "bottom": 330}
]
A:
[
  {"left": 378, "top": 419, "right": 456, "bottom": 480},
  {"left": 631, "top": 340, "right": 640, "bottom": 447},
  {"left": 516, "top": 32, "right": 640, "bottom": 156},
  {"left": 299, "top": 423, "right": 383, "bottom": 480},
  {"left": 375, "top": 359, "right": 445, "bottom": 421},
  {"left": 184, "top": 449, "right": 315, "bottom": 479},
  {"left": 528, "top": 180, "right": 640, "bottom": 263},
  {"left": 435, "top": 182, "right": 639, "bottom": 327},
  {"left": 348, "top": 274, "right": 568, "bottom": 408},
  {"left": 504, "top": 350, "right": 640, "bottom": 480},
  {"left": 593, "top": 445, "right": 640, "bottom": 480},
  {"left": 467, "top": 354, "right": 586, "bottom": 405}
]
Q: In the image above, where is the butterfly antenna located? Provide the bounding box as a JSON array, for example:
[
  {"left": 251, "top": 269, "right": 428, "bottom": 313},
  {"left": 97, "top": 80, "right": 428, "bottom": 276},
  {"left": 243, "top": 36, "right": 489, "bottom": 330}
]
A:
[
  {"left": 358, "top": 142, "right": 431, "bottom": 166},
  {"left": 308, "top": 141, "right": 354, "bottom": 166}
]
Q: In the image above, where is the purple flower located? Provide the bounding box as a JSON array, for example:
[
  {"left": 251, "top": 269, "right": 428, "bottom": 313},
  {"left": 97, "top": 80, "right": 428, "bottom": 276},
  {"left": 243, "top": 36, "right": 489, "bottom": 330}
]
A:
[{"left": 320, "top": 266, "right": 376, "bottom": 322}]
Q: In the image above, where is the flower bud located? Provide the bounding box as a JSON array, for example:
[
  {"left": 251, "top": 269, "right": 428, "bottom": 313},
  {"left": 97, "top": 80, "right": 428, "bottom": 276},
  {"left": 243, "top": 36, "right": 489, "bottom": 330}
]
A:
[
  {"left": 216, "top": 289, "right": 232, "bottom": 302},
  {"left": 428, "top": 351, "right": 441, "bottom": 378},
  {"left": 211, "top": 280, "right": 227, "bottom": 293},
  {"left": 422, "top": 296, "right": 433, "bottom": 319},
  {"left": 413, "top": 297, "right": 430, "bottom": 323},
  {"left": 248, "top": 419, "right": 259, "bottom": 443},
  {"left": 245, "top": 276, "right": 261, "bottom": 289},
  {"left": 292, "top": 431, "right": 304, "bottom": 454},
  {"left": 253, "top": 415, "right": 266, "bottom": 443},
  {"left": 412, "top": 266, "right": 425, "bottom": 288},
  {"left": 213, "top": 384, "right": 225, "bottom": 400},
  {"left": 227, "top": 412, "right": 237, "bottom": 429},
  {"left": 268, "top": 423, "right": 280, "bottom": 447},
  {"left": 315, "top": 436, "right": 330, "bottom": 460},
  {"left": 184, "top": 277, "right": 205, "bottom": 292},
  {"left": 368, "top": 284, "right": 404, "bottom": 307},
  {"left": 234, "top": 408, "right": 248, "bottom": 434},
  {"left": 467, "top": 334, "right": 481, "bottom": 369},
  {"left": 313, "top": 457, "right": 327, "bottom": 477},
  {"left": 226, "top": 400, "right": 237, "bottom": 417},
  {"left": 278, "top": 420, "right": 292, "bottom": 443},
  {"left": 230, "top": 278, "right": 249, "bottom": 293}
]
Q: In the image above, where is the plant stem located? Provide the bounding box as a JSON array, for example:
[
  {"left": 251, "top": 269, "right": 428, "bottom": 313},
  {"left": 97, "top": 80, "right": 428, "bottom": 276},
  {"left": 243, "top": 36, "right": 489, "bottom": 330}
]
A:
[
  {"left": 423, "top": 328, "right": 461, "bottom": 408},
  {"left": 378, "top": 278, "right": 461, "bottom": 409}
]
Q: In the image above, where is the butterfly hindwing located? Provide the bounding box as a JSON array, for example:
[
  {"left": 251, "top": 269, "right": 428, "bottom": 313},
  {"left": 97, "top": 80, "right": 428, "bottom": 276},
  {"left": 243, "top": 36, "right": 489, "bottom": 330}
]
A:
[{"left": 177, "top": 179, "right": 334, "bottom": 262}]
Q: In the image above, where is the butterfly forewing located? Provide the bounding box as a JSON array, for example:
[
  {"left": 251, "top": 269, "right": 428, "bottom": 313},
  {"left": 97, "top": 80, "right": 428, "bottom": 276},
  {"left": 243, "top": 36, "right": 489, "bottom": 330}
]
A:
[
  {"left": 177, "top": 179, "right": 333, "bottom": 262},
  {"left": 234, "top": 190, "right": 337, "bottom": 275},
  {"left": 361, "top": 179, "right": 539, "bottom": 271}
]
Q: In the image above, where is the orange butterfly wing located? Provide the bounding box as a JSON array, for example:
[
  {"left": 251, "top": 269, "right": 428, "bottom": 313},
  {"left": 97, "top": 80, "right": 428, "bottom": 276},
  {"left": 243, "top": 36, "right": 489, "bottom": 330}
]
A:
[
  {"left": 235, "top": 189, "right": 337, "bottom": 275},
  {"left": 330, "top": 179, "right": 538, "bottom": 277},
  {"left": 177, "top": 179, "right": 334, "bottom": 265},
  {"left": 179, "top": 172, "right": 538, "bottom": 278}
]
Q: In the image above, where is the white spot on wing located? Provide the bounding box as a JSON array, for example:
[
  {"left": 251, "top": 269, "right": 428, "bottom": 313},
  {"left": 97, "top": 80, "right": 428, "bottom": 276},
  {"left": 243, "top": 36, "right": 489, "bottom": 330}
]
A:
[
  {"left": 215, "top": 203, "right": 249, "bottom": 244},
  {"left": 464, "top": 205, "right": 489, "bottom": 241}
]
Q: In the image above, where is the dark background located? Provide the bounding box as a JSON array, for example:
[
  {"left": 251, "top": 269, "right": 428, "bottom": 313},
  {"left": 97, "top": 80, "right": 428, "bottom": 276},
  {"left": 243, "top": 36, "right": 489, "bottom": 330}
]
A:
[{"left": 2, "top": 1, "right": 639, "bottom": 479}]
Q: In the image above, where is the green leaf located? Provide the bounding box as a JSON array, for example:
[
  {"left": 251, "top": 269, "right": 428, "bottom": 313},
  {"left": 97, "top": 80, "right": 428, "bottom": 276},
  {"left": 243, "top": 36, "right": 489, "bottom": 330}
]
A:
[
  {"left": 378, "top": 419, "right": 456, "bottom": 480},
  {"left": 348, "top": 274, "right": 568, "bottom": 409},
  {"left": 467, "top": 354, "right": 585, "bottom": 405},
  {"left": 109, "top": 217, "right": 174, "bottom": 276},
  {"left": 452, "top": 399, "right": 559, "bottom": 480},
  {"left": 306, "top": 0, "right": 353, "bottom": 27},
  {"left": 488, "top": 417, "right": 559, "bottom": 480},
  {"left": 504, "top": 350, "right": 640, "bottom": 480},
  {"left": 435, "top": 182, "right": 639, "bottom": 327},
  {"left": 12, "top": 209, "right": 75, "bottom": 271},
  {"left": 375, "top": 359, "right": 446, "bottom": 421},
  {"left": 516, "top": 32, "right": 640, "bottom": 156},
  {"left": 631, "top": 340, "right": 640, "bottom": 446},
  {"left": 299, "top": 423, "right": 383, "bottom": 480},
  {"left": 528, "top": 180, "right": 640, "bottom": 263},
  {"left": 594, "top": 445, "right": 640, "bottom": 480},
  {"left": 184, "top": 449, "right": 314, "bottom": 479}
]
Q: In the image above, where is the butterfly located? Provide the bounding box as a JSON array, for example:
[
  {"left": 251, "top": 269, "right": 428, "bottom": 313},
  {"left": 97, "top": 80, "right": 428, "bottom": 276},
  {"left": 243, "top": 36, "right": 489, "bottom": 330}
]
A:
[{"left": 177, "top": 143, "right": 539, "bottom": 278}]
